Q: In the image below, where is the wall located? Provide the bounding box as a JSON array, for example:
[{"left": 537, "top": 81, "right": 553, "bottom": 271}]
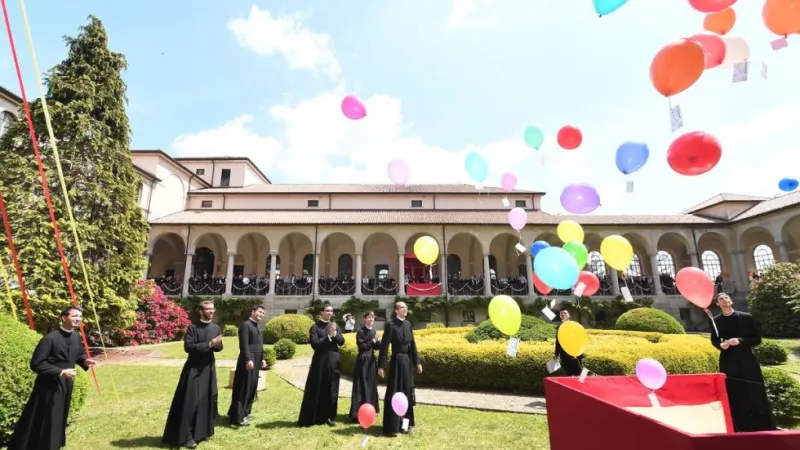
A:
[
  {"left": 133, "top": 154, "right": 206, "bottom": 220},
  {"left": 243, "top": 165, "right": 266, "bottom": 186}
]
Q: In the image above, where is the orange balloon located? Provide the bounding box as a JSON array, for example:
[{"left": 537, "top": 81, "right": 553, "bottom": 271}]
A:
[
  {"left": 703, "top": 8, "right": 736, "bottom": 35},
  {"left": 649, "top": 39, "right": 706, "bottom": 97},
  {"left": 762, "top": 0, "right": 800, "bottom": 37}
]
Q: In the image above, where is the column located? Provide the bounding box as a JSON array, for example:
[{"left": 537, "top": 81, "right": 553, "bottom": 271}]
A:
[
  {"left": 648, "top": 253, "right": 663, "bottom": 295},
  {"left": 688, "top": 252, "right": 699, "bottom": 268},
  {"left": 314, "top": 253, "right": 320, "bottom": 295},
  {"left": 182, "top": 252, "right": 194, "bottom": 296},
  {"left": 268, "top": 252, "right": 277, "bottom": 295},
  {"left": 397, "top": 253, "right": 405, "bottom": 296},
  {"left": 610, "top": 268, "right": 621, "bottom": 296},
  {"left": 525, "top": 253, "right": 534, "bottom": 296},
  {"left": 355, "top": 253, "right": 363, "bottom": 296},
  {"left": 142, "top": 252, "right": 151, "bottom": 280},
  {"left": 225, "top": 252, "right": 236, "bottom": 295},
  {"left": 732, "top": 250, "right": 749, "bottom": 291},
  {"left": 483, "top": 253, "right": 492, "bottom": 296},
  {"left": 776, "top": 241, "right": 790, "bottom": 262}
]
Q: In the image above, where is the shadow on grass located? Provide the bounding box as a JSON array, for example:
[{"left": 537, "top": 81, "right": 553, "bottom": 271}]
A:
[
  {"left": 109, "top": 435, "right": 163, "bottom": 448},
  {"left": 256, "top": 420, "right": 301, "bottom": 430}
]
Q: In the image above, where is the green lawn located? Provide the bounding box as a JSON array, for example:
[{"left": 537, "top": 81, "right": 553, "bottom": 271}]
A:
[
  {"left": 141, "top": 337, "right": 314, "bottom": 360},
  {"left": 64, "top": 365, "right": 550, "bottom": 449},
  {"left": 776, "top": 339, "right": 800, "bottom": 376}
]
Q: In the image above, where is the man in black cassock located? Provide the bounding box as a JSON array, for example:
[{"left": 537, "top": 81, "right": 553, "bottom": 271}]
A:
[
  {"left": 710, "top": 293, "right": 777, "bottom": 432},
  {"left": 297, "top": 303, "right": 345, "bottom": 427},
  {"left": 554, "top": 309, "right": 584, "bottom": 376},
  {"left": 378, "top": 301, "right": 422, "bottom": 437},
  {"left": 162, "top": 300, "right": 224, "bottom": 448},
  {"left": 348, "top": 310, "right": 381, "bottom": 422},
  {"left": 227, "top": 304, "right": 265, "bottom": 427},
  {"left": 7, "top": 306, "right": 96, "bottom": 450}
]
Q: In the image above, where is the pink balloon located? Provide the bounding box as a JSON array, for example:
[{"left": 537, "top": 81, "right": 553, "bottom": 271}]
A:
[
  {"left": 636, "top": 358, "right": 667, "bottom": 390},
  {"left": 507, "top": 207, "right": 527, "bottom": 231},
  {"left": 675, "top": 267, "right": 715, "bottom": 309},
  {"left": 688, "top": 0, "right": 737, "bottom": 13},
  {"left": 501, "top": 172, "right": 517, "bottom": 193},
  {"left": 391, "top": 392, "right": 408, "bottom": 416},
  {"left": 387, "top": 159, "right": 410, "bottom": 185},
  {"left": 341, "top": 95, "right": 366, "bottom": 120},
  {"left": 689, "top": 33, "right": 726, "bottom": 69}
]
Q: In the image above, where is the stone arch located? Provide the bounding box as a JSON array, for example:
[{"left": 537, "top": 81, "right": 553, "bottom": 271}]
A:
[
  {"left": 739, "top": 226, "right": 777, "bottom": 274},
  {"left": 404, "top": 232, "right": 442, "bottom": 280},
  {"left": 362, "top": 232, "right": 399, "bottom": 281},
  {"left": 532, "top": 232, "right": 563, "bottom": 247},
  {"left": 696, "top": 232, "right": 730, "bottom": 278},
  {"left": 781, "top": 214, "right": 800, "bottom": 262},
  {"left": 656, "top": 232, "right": 691, "bottom": 270},
  {"left": 191, "top": 232, "right": 228, "bottom": 277},
  {"left": 235, "top": 232, "right": 271, "bottom": 276},
  {"left": 278, "top": 232, "right": 314, "bottom": 277},
  {"left": 489, "top": 233, "right": 526, "bottom": 278},
  {"left": 447, "top": 232, "right": 483, "bottom": 278},
  {"left": 148, "top": 232, "right": 186, "bottom": 278},
  {"left": 621, "top": 232, "right": 651, "bottom": 276},
  {"left": 319, "top": 232, "right": 356, "bottom": 278}
]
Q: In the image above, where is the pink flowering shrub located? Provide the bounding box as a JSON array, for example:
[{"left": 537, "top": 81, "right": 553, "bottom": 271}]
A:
[{"left": 122, "top": 280, "right": 191, "bottom": 346}]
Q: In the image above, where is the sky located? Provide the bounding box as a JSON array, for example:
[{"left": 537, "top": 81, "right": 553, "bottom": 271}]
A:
[{"left": 0, "top": 0, "right": 798, "bottom": 215}]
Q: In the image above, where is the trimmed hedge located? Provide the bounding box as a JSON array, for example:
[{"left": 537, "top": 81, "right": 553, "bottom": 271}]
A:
[
  {"left": 763, "top": 367, "right": 800, "bottom": 423},
  {"left": 753, "top": 339, "right": 789, "bottom": 366},
  {"left": 748, "top": 262, "right": 800, "bottom": 338},
  {"left": 263, "top": 314, "right": 316, "bottom": 344},
  {"left": 223, "top": 324, "right": 238, "bottom": 337},
  {"left": 262, "top": 346, "right": 277, "bottom": 370},
  {"left": 274, "top": 338, "right": 296, "bottom": 360},
  {"left": 615, "top": 308, "right": 685, "bottom": 334},
  {"left": 465, "top": 314, "right": 556, "bottom": 343}
]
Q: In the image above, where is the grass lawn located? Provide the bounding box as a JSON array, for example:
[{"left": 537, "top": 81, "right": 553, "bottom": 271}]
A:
[
  {"left": 776, "top": 339, "right": 800, "bottom": 376},
  {"left": 141, "top": 337, "right": 314, "bottom": 360},
  {"left": 65, "top": 365, "right": 550, "bottom": 449}
]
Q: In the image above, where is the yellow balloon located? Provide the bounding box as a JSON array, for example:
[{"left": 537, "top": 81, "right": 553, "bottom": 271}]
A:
[
  {"left": 557, "top": 320, "right": 588, "bottom": 357},
  {"left": 413, "top": 236, "right": 439, "bottom": 265},
  {"left": 600, "top": 235, "right": 633, "bottom": 271},
  {"left": 488, "top": 295, "right": 521, "bottom": 336},
  {"left": 557, "top": 220, "right": 584, "bottom": 243}
]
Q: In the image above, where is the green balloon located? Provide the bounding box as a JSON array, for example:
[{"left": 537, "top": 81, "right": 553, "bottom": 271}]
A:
[
  {"left": 524, "top": 126, "right": 544, "bottom": 150},
  {"left": 563, "top": 241, "right": 588, "bottom": 269}
]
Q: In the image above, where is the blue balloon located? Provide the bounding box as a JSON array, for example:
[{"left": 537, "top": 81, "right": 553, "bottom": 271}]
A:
[
  {"left": 615, "top": 141, "right": 650, "bottom": 175},
  {"left": 530, "top": 240, "right": 550, "bottom": 257},
  {"left": 464, "top": 152, "right": 488, "bottom": 183},
  {"left": 533, "top": 247, "right": 580, "bottom": 290},
  {"left": 779, "top": 178, "right": 799, "bottom": 192},
  {"left": 593, "top": 0, "right": 629, "bottom": 16}
]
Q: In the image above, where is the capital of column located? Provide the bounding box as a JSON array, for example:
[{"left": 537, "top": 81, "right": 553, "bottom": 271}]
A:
[
  {"left": 688, "top": 252, "right": 697, "bottom": 257},
  {"left": 731, "top": 250, "right": 744, "bottom": 256},
  {"left": 776, "top": 241, "right": 786, "bottom": 247},
  {"left": 398, "top": 252, "right": 406, "bottom": 257},
  {"left": 355, "top": 252, "right": 362, "bottom": 256},
  {"left": 185, "top": 252, "right": 195, "bottom": 257},
  {"left": 269, "top": 250, "right": 278, "bottom": 255},
  {"left": 483, "top": 253, "right": 490, "bottom": 258},
  {"left": 227, "top": 251, "right": 237, "bottom": 257},
  {"left": 647, "top": 252, "right": 657, "bottom": 258}
]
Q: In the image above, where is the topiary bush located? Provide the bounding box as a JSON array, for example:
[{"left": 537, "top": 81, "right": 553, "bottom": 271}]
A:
[
  {"left": 465, "top": 314, "right": 556, "bottom": 342},
  {"left": 753, "top": 339, "right": 789, "bottom": 366},
  {"left": 748, "top": 262, "right": 800, "bottom": 338},
  {"left": 273, "top": 338, "right": 296, "bottom": 360},
  {"left": 262, "top": 346, "right": 277, "bottom": 370},
  {"left": 763, "top": 367, "right": 800, "bottom": 423},
  {"left": 263, "top": 314, "right": 316, "bottom": 344},
  {"left": 615, "top": 308, "right": 685, "bottom": 334},
  {"left": 119, "top": 281, "right": 191, "bottom": 346},
  {"left": 223, "top": 324, "right": 238, "bottom": 337}
]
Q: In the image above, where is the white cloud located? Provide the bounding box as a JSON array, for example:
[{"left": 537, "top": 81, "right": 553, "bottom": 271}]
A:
[
  {"left": 172, "top": 114, "right": 282, "bottom": 161},
  {"left": 446, "top": 0, "right": 477, "bottom": 30},
  {"left": 227, "top": 6, "right": 340, "bottom": 78}
]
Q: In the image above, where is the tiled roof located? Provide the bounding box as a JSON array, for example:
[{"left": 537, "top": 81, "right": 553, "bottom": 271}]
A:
[
  {"left": 131, "top": 149, "right": 211, "bottom": 187},
  {"left": 133, "top": 164, "right": 160, "bottom": 182},
  {"left": 682, "top": 193, "right": 769, "bottom": 214},
  {"left": 173, "top": 156, "right": 272, "bottom": 184},
  {"left": 734, "top": 190, "right": 800, "bottom": 220},
  {"left": 193, "top": 184, "right": 543, "bottom": 195}
]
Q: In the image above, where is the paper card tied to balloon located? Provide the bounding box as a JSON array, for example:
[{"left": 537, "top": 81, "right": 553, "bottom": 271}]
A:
[
  {"left": 621, "top": 286, "right": 634, "bottom": 302},
  {"left": 761, "top": 62, "right": 768, "bottom": 79},
  {"left": 502, "top": 197, "right": 510, "bottom": 207},
  {"left": 507, "top": 337, "right": 520, "bottom": 357},
  {"left": 670, "top": 105, "right": 684, "bottom": 133},
  {"left": 361, "top": 436, "right": 369, "bottom": 447},
  {"left": 546, "top": 358, "right": 561, "bottom": 374},
  {"left": 626, "top": 180, "right": 634, "bottom": 193},
  {"left": 573, "top": 282, "right": 586, "bottom": 297},
  {"left": 579, "top": 367, "right": 589, "bottom": 383},
  {"left": 732, "top": 61, "right": 749, "bottom": 83},
  {"left": 514, "top": 242, "right": 526, "bottom": 253},
  {"left": 542, "top": 307, "right": 556, "bottom": 321}
]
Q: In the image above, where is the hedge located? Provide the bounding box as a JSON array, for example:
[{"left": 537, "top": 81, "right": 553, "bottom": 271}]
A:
[
  {"left": 263, "top": 346, "right": 277, "bottom": 370},
  {"left": 762, "top": 367, "right": 800, "bottom": 423},
  {"left": 263, "top": 314, "right": 316, "bottom": 344},
  {"left": 747, "top": 262, "right": 800, "bottom": 338},
  {"left": 465, "top": 314, "right": 556, "bottom": 343},
  {"left": 274, "top": 338, "right": 296, "bottom": 360},
  {"left": 753, "top": 339, "right": 789, "bottom": 366},
  {"left": 615, "top": 308, "right": 685, "bottom": 334}
]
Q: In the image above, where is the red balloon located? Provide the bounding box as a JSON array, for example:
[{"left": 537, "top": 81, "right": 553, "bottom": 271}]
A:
[
  {"left": 689, "top": 33, "right": 727, "bottom": 69},
  {"left": 667, "top": 131, "right": 721, "bottom": 176},
  {"left": 675, "top": 267, "right": 715, "bottom": 309},
  {"left": 689, "top": 0, "right": 738, "bottom": 13},
  {"left": 532, "top": 271, "right": 553, "bottom": 295},
  {"left": 557, "top": 126, "right": 582, "bottom": 150},
  {"left": 358, "top": 403, "right": 377, "bottom": 429},
  {"left": 574, "top": 271, "right": 600, "bottom": 297}
]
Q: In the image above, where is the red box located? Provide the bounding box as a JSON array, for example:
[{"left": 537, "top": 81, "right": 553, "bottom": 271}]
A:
[{"left": 545, "top": 374, "right": 800, "bottom": 450}]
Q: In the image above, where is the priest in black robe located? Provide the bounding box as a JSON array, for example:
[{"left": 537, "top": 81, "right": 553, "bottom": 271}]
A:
[
  {"left": 710, "top": 293, "right": 777, "bottom": 432},
  {"left": 554, "top": 309, "right": 584, "bottom": 376},
  {"left": 297, "top": 303, "right": 345, "bottom": 427},
  {"left": 348, "top": 310, "right": 381, "bottom": 422},
  {"left": 162, "top": 300, "right": 224, "bottom": 449},
  {"left": 7, "top": 306, "right": 95, "bottom": 450},
  {"left": 227, "top": 304, "right": 265, "bottom": 427},
  {"left": 378, "top": 301, "right": 422, "bottom": 437}
]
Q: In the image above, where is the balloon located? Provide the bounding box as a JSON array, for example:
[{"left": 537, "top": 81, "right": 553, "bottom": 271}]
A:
[
  {"left": 718, "top": 36, "right": 749, "bottom": 69},
  {"left": 413, "top": 236, "right": 439, "bottom": 265},
  {"left": 533, "top": 247, "right": 580, "bottom": 290},
  {"left": 703, "top": 8, "right": 736, "bottom": 35},
  {"left": 675, "top": 267, "right": 715, "bottom": 309},
  {"left": 532, "top": 271, "right": 553, "bottom": 295},
  {"left": 563, "top": 241, "right": 588, "bottom": 269},
  {"left": 524, "top": 126, "right": 544, "bottom": 149},
  {"left": 667, "top": 131, "right": 722, "bottom": 176},
  {"left": 530, "top": 240, "right": 550, "bottom": 257},
  {"left": 560, "top": 184, "right": 600, "bottom": 214},
  {"left": 779, "top": 178, "right": 799, "bottom": 192},
  {"left": 358, "top": 403, "right": 377, "bottom": 429},
  {"left": 575, "top": 271, "right": 600, "bottom": 297},
  {"left": 507, "top": 207, "right": 527, "bottom": 231},
  {"left": 689, "top": 33, "right": 727, "bottom": 69},
  {"left": 649, "top": 39, "right": 705, "bottom": 97},
  {"left": 557, "top": 126, "right": 582, "bottom": 150},
  {"left": 242, "top": 277, "right": 250, "bottom": 284},
  {"left": 557, "top": 220, "right": 584, "bottom": 243},
  {"left": 636, "top": 358, "right": 668, "bottom": 391},
  {"left": 763, "top": 0, "right": 800, "bottom": 37},
  {"left": 593, "top": 0, "right": 629, "bottom": 16},
  {"left": 689, "top": 0, "right": 738, "bottom": 13},
  {"left": 341, "top": 95, "right": 366, "bottom": 120},
  {"left": 488, "top": 294, "right": 522, "bottom": 336},
  {"left": 387, "top": 159, "right": 410, "bottom": 185},
  {"left": 464, "top": 152, "right": 488, "bottom": 184},
  {"left": 599, "top": 235, "right": 633, "bottom": 271},
  {"left": 391, "top": 392, "right": 409, "bottom": 417},
  {"left": 501, "top": 172, "right": 518, "bottom": 193},
  {"left": 615, "top": 142, "right": 650, "bottom": 175},
  {"left": 556, "top": 320, "right": 588, "bottom": 357}
]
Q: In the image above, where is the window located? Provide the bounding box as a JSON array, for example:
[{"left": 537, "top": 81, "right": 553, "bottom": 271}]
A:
[
  {"left": 307, "top": 199, "right": 319, "bottom": 207},
  {"left": 220, "top": 169, "right": 231, "bottom": 187},
  {"left": 753, "top": 245, "right": 775, "bottom": 274},
  {"left": 625, "top": 254, "right": 643, "bottom": 277},
  {"left": 201, "top": 200, "right": 212, "bottom": 208},
  {"left": 515, "top": 200, "right": 526, "bottom": 207},
  {"left": 0, "top": 111, "right": 13, "bottom": 138},
  {"left": 701, "top": 251, "right": 722, "bottom": 279},
  {"left": 411, "top": 200, "right": 422, "bottom": 207},
  {"left": 462, "top": 310, "right": 476, "bottom": 323},
  {"left": 588, "top": 251, "right": 607, "bottom": 277},
  {"left": 195, "top": 168, "right": 205, "bottom": 175},
  {"left": 656, "top": 251, "right": 676, "bottom": 277},
  {"left": 284, "top": 309, "right": 297, "bottom": 315}
]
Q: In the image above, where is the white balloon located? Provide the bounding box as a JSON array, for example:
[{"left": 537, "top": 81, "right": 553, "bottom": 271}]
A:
[
  {"left": 243, "top": 277, "right": 250, "bottom": 284},
  {"left": 718, "top": 36, "right": 750, "bottom": 69}
]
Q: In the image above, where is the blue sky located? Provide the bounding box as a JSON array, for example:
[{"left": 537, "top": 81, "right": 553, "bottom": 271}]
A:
[{"left": 1, "top": 0, "right": 798, "bottom": 215}]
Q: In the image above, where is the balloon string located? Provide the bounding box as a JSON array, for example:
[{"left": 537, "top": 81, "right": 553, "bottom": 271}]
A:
[
  {"left": 705, "top": 309, "right": 722, "bottom": 343},
  {"left": 0, "top": 250, "right": 18, "bottom": 321},
  {"left": 0, "top": 189, "right": 34, "bottom": 329}
]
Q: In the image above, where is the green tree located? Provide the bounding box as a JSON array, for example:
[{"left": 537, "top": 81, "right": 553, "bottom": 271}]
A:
[
  {"left": 0, "top": 16, "right": 148, "bottom": 339},
  {"left": 748, "top": 262, "right": 800, "bottom": 337}
]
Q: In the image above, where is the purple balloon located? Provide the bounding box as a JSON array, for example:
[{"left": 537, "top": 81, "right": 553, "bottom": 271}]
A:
[
  {"left": 391, "top": 392, "right": 408, "bottom": 416},
  {"left": 341, "top": 95, "right": 366, "bottom": 120},
  {"left": 387, "top": 159, "right": 410, "bottom": 185},
  {"left": 560, "top": 184, "right": 600, "bottom": 214},
  {"left": 501, "top": 172, "right": 517, "bottom": 193},
  {"left": 507, "top": 207, "right": 527, "bottom": 231},
  {"left": 635, "top": 358, "right": 667, "bottom": 391}
]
